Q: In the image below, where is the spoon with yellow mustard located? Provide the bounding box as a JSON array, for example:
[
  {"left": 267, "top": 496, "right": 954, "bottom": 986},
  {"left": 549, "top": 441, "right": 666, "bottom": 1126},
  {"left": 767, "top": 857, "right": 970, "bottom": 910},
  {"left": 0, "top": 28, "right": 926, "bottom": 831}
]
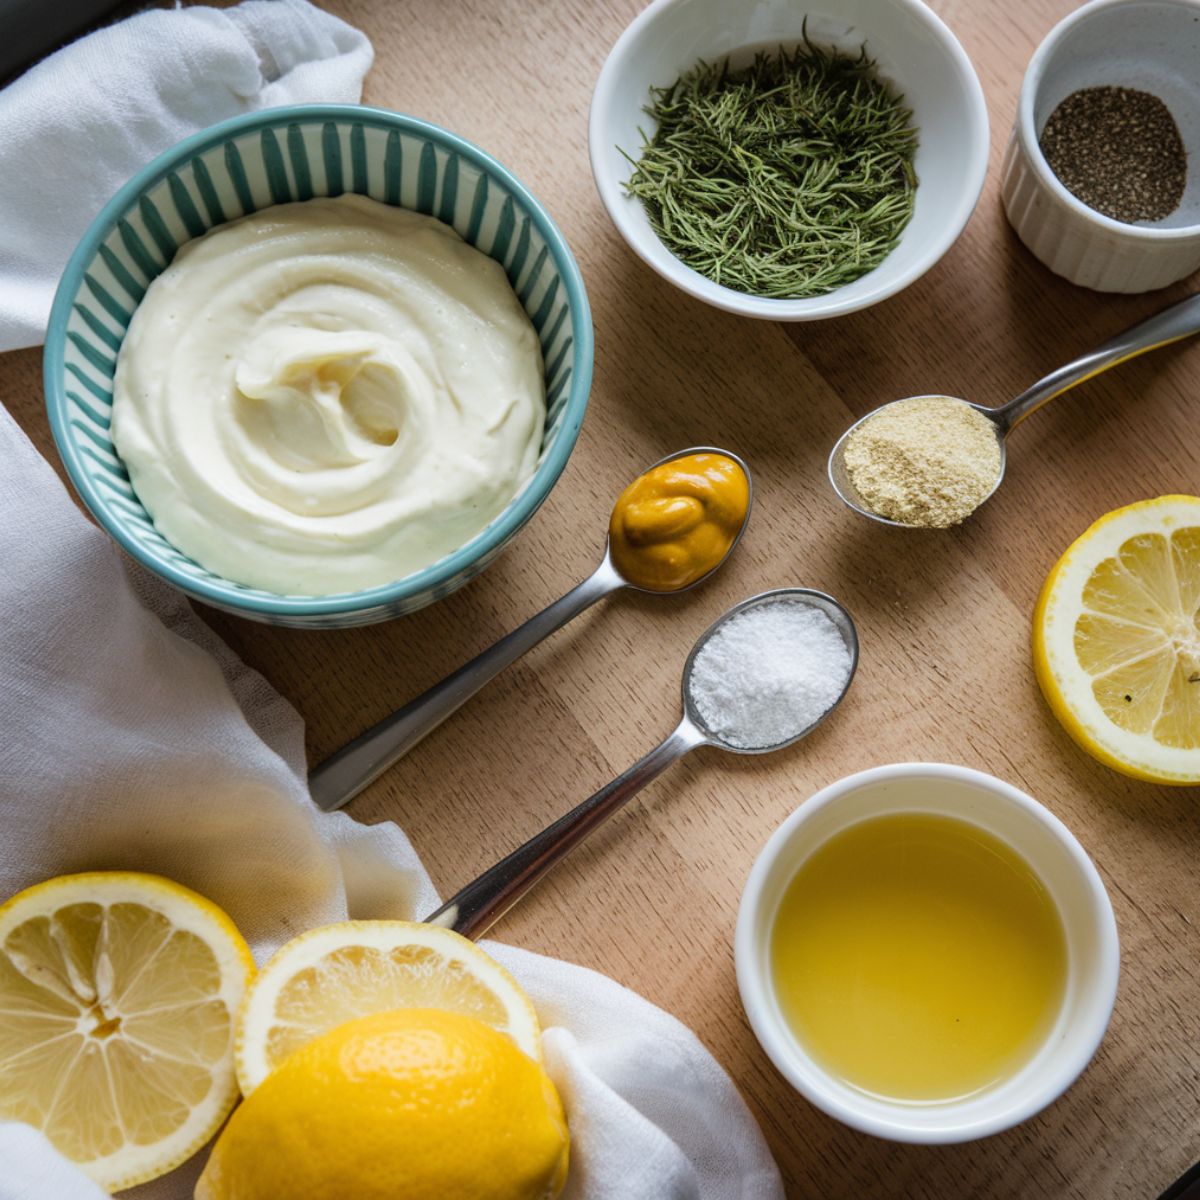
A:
[{"left": 308, "top": 447, "right": 752, "bottom": 811}]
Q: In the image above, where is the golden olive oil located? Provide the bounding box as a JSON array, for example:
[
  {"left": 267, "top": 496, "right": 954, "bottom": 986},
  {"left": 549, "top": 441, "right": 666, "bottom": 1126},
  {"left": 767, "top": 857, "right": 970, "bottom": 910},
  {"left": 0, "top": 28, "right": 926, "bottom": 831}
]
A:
[{"left": 769, "top": 812, "right": 1068, "bottom": 1103}]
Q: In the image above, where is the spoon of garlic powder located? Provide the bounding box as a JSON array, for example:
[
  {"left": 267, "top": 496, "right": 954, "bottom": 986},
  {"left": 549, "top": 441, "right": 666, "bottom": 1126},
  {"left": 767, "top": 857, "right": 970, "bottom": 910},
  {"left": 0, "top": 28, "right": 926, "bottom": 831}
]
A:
[{"left": 827, "top": 292, "right": 1200, "bottom": 529}]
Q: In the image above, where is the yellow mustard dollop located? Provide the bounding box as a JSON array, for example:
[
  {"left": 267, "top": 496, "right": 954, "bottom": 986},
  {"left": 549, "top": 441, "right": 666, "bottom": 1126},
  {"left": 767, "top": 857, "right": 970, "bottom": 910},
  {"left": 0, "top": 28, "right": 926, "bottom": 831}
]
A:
[{"left": 608, "top": 453, "right": 749, "bottom": 591}]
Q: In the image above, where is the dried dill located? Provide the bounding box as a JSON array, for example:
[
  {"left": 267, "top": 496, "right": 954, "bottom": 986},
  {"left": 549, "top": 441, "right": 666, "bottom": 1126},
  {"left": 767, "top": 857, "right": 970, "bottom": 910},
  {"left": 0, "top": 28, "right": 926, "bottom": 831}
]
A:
[{"left": 621, "top": 34, "right": 918, "bottom": 299}]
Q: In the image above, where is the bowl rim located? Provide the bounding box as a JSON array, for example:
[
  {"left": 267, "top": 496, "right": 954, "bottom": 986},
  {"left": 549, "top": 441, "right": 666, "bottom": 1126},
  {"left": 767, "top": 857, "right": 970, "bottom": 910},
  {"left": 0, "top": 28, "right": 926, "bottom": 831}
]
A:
[
  {"left": 1016, "top": 0, "right": 1200, "bottom": 242},
  {"left": 588, "top": 0, "right": 991, "bottom": 321},
  {"left": 734, "top": 761, "right": 1121, "bottom": 1143},
  {"left": 44, "top": 103, "right": 594, "bottom": 617}
]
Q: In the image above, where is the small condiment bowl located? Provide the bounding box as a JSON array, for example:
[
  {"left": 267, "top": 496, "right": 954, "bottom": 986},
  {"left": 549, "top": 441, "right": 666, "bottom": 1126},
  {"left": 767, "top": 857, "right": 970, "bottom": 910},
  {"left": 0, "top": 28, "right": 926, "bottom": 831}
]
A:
[
  {"left": 735, "top": 763, "right": 1119, "bottom": 1143},
  {"left": 1002, "top": 0, "right": 1200, "bottom": 292},
  {"left": 589, "top": 0, "right": 989, "bottom": 321}
]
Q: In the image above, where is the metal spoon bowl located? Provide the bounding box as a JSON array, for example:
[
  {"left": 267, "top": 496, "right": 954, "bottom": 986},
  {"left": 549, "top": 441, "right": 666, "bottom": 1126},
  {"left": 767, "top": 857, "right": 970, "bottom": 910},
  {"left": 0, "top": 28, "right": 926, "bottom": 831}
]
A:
[
  {"left": 828, "top": 394, "right": 1008, "bottom": 529},
  {"left": 681, "top": 588, "right": 859, "bottom": 752},
  {"left": 426, "top": 588, "right": 858, "bottom": 938},
  {"left": 829, "top": 291, "right": 1200, "bottom": 528},
  {"left": 309, "top": 446, "right": 753, "bottom": 810}
]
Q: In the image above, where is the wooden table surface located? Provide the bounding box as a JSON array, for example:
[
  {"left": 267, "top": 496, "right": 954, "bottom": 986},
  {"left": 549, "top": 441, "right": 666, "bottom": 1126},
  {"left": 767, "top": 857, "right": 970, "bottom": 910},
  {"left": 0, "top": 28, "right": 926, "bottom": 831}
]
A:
[{"left": 5, "top": 0, "right": 1200, "bottom": 1196}]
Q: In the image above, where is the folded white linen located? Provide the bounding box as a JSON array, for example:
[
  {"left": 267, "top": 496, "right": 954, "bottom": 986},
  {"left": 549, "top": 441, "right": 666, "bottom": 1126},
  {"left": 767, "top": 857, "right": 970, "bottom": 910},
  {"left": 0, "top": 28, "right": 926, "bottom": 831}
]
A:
[
  {"left": 0, "top": 0, "right": 373, "bottom": 352},
  {"left": 0, "top": 405, "right": 785, "bottom": 1200},
  {"left": 0, "top": 1, "right": 783, "bottom": 1191}
]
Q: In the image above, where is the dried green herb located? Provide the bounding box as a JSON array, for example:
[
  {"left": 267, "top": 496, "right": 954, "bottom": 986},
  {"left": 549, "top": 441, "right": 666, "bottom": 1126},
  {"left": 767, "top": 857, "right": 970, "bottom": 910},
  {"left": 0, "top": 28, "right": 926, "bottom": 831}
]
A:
[{"left": 621, "top": 33, "right": 918, "bottom": 299}]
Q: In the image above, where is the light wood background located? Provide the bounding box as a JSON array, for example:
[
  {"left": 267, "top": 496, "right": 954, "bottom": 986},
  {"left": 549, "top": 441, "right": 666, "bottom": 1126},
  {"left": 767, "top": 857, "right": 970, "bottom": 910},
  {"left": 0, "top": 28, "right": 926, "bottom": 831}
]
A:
[{"left": 5, "top": 1, "right": 1200, "bottom": 1196}]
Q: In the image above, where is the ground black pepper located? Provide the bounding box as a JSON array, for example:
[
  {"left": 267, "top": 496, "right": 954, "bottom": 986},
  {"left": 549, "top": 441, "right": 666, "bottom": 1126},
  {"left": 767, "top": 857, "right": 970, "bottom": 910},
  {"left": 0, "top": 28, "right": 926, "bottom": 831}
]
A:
[{"left": 1038, "top": 86, "right": 1186, "bottom": 224}]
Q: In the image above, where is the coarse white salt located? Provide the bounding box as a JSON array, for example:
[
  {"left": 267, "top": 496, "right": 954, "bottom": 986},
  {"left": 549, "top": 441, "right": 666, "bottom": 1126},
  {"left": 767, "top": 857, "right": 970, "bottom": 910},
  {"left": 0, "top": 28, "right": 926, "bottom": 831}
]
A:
[{"left": 686, "top": 599, "right": 853, "bottom": 749}]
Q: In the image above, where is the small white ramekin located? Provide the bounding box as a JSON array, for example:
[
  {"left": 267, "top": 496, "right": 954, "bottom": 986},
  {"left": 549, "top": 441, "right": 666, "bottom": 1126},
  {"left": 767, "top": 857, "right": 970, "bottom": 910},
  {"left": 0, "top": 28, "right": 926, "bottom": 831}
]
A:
[
  {"left": 589, "top": 0, "right": 989, "bottom": 321},
  {"left": 735, "top": 763, "right": 1119, "bottom": 1143},
  {"left": 1001, "top": 0, "right": 1200, "bottom": 293}
]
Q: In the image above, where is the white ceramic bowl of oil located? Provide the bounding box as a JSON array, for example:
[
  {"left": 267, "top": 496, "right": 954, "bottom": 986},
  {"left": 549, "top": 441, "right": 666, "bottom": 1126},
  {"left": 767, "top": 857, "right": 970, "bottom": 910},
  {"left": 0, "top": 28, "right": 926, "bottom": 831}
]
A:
[
  {"left": 589, "top": 0, "right": 990, "bottom": 321},
  {"left": 735, "top": 763, "right": 1119, "bottom": 1143},
  {"left": 1001, "top": 0, "right": 1200, "bottom": 293}
]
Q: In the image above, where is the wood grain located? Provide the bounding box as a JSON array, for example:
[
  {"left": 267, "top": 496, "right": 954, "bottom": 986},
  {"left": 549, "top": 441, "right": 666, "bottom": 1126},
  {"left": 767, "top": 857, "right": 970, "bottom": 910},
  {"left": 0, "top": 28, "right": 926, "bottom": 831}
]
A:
[{"left": 4, "top": 1, "right": 1199, "bottom": 1195}]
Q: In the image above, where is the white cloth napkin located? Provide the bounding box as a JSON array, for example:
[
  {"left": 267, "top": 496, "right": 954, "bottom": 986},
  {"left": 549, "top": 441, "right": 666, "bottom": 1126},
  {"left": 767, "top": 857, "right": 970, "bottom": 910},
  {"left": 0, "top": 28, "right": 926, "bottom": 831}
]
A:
[
  {"left": 0, "top": 3, "right": 782, "bottom": 1194},
  {"left": 0, "top": 403, "right": 783, "bottom": 1200},
  {"left": 0, "top": 0, "right": 373, "bottom": 352}
]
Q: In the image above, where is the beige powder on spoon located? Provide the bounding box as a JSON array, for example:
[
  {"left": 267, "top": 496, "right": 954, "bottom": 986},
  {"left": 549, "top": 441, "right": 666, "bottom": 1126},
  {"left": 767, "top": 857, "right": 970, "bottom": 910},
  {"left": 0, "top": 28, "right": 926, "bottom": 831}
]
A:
[{"left": 843, "top": 395, "right": 1002, "bottom": 528}]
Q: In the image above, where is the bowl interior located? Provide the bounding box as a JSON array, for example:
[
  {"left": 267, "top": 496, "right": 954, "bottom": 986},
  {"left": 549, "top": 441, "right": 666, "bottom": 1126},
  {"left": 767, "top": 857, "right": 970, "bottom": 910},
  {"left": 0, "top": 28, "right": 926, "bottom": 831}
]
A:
[
  {"left": 1028, "top": 0, "right": 1200, "bottom": 229},
  {"left": 46, "top": 108, "right": 591, "bottom": 626},
  {"left": 737, "top": 766, "right": 1118, "bottom": 1141},
  {"left": 591, "top": 0, "right": 989, "bottom": 318}
]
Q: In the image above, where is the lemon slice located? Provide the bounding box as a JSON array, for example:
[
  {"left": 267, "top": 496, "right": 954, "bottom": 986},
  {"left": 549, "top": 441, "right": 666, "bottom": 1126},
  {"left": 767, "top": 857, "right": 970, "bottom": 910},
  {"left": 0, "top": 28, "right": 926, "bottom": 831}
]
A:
[
  {"left": 235, "top": 920, "right": 541, "bottom": 1093},
  {"left": 1033, "top": 495, "right": 1200, "bottom": 783},
  {"left": 0, "top": 872, "right": 253, "bottom": 1191}
]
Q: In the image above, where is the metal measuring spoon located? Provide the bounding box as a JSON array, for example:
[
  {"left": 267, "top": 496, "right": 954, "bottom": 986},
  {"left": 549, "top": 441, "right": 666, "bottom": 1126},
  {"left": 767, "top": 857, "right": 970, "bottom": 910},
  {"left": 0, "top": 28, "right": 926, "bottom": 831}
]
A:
[
  {"left": 309, "top": 446, "right": 753, "bottom": 811},
  {"left": 828, "top": 292, "right": 1200, "bottom": 528},
  {"left": 424, "top": 588, "right": 858, "bottom": 939}
]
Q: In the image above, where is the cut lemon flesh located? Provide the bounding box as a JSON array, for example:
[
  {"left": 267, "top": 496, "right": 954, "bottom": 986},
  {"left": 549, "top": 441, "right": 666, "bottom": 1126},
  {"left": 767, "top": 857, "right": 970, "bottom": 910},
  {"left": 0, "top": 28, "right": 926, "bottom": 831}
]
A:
[
  {"left": 0, "top": 872, "right": 253, "bottom": 1191},
  {"left": 235, "top": 920, "right": 541, "bottom": 1094},
  {"left": 1033, "top": 496, "right": 1200, "bottom": 783}
]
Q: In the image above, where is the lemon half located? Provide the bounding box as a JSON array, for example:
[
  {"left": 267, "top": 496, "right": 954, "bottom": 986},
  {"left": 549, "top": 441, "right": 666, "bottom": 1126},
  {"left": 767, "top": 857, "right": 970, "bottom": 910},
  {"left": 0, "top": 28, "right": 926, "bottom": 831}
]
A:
[
  {"left": 235, "top": 920, "right": 541, "bottom": 1093},
  {"left": 1033, "top": 495, "right": 1200, "bottom": 784},
  {"left": 0, "top": 871, "right": 253, "bottom": 1190}
]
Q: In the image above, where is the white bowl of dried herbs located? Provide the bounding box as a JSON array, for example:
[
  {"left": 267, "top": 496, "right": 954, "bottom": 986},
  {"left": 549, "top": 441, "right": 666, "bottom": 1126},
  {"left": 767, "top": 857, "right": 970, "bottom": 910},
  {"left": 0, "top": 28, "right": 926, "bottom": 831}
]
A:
[
  {"left": 589, "top": 0, "right": 989, "bottom": 320},
  {"left": 1001, "top": 0, "right": 1200, "bottom": 294}
]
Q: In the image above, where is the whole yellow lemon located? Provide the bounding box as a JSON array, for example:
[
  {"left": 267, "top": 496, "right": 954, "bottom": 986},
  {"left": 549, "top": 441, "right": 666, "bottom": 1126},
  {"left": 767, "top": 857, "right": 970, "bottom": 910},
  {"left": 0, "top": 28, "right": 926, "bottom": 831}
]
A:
[{"left": 196, "top": 1008, "right": 569, "bottom": 1200}]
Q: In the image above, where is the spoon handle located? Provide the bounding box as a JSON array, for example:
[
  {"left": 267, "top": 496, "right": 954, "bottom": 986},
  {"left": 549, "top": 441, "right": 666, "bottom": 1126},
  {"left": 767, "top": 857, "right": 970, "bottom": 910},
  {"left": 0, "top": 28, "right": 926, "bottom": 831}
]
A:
[
  {"left": 308, "top": 558, "right": 624, "bottom": 812},
  {"left": 998, "top": 292, "right": 1200, "bottom": 432},
  {"left": 424, "top": 720, "right": 706, "bottom": 939}
]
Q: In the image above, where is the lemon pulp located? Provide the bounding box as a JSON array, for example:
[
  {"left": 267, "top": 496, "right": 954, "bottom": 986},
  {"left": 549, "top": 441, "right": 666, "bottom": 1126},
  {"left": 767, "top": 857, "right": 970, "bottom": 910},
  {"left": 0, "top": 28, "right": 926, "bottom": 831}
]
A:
[
  {"left": 769, "top": 813, "right": 1068, "bottom": 1103},
  {"left": 1074, "top": 526, "right": 1200, "bottom": 746},
  {"left": 236, "top": 920, "right": 541, "bottom": 1093},
  {"left": 0, "top": 872, "right": 252, "bottom": 1190}
]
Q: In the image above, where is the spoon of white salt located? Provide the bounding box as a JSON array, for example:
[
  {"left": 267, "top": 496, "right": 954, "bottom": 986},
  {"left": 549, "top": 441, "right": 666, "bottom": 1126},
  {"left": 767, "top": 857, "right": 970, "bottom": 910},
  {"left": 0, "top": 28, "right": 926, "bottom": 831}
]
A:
[{"left": 425, "top": 588, "right": 858, "bottom": 939}]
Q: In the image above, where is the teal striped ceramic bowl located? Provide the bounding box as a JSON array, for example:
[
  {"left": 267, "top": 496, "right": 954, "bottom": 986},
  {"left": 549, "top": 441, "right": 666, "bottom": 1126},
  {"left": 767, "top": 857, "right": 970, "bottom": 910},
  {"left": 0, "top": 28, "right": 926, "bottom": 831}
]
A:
[{"left": 44, "top": 106, "right": 592, "bottom": 628}]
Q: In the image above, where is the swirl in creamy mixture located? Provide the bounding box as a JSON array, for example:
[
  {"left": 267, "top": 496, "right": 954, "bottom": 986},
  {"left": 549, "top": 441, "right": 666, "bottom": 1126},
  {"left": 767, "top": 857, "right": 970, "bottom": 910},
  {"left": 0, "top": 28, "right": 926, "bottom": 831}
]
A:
[{"left": 112, "top": 194, "right": 545, "bottom": 595}]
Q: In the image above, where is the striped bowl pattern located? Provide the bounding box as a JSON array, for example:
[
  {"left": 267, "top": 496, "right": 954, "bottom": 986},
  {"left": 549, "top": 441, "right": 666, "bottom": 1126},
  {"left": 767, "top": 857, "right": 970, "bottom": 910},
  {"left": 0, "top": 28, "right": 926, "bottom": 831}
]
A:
[{"left": 45, "top": 106, "right": 593, "bottom": 628}]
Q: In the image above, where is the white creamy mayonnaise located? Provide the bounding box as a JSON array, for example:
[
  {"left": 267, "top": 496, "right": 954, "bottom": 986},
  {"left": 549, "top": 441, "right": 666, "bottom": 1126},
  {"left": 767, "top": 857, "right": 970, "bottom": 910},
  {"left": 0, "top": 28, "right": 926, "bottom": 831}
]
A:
[{"left": 112, "top": 194, "right": 545, "bottom": 595}]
